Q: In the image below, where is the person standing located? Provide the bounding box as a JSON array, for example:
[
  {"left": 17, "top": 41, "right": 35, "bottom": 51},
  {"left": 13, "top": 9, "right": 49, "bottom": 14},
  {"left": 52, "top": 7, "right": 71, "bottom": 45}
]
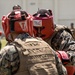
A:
[{"left": 0, "top": 9, "right": 61, "bottom": 75}]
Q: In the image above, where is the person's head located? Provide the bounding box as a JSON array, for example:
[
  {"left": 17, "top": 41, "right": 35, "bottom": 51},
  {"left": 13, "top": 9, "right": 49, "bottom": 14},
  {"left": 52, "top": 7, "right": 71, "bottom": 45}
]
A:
[
  {"left": 2, "top": 10, "right": 33, "bottom": 42},
  {"left": 33, "top": 9, "right": 54, "bottom": 40},
  {"left": 13, "top": 5, "right": 21, "bottom": 11}
]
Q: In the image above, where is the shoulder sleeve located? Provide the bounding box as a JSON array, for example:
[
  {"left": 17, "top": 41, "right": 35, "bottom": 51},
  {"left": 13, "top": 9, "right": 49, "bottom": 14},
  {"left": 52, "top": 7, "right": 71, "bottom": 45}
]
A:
[
  {"left": 0, "top": 45, "right": 20, "bottom": 74},
  {"left": 55, "top": 24, "right": 68, "bottom": 31}
]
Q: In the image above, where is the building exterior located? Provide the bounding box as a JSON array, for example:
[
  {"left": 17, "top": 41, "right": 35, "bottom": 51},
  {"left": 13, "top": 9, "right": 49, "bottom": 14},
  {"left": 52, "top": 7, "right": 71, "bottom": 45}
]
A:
[{"left": 0, "top": 0, "right": 75, "bottom": 28}]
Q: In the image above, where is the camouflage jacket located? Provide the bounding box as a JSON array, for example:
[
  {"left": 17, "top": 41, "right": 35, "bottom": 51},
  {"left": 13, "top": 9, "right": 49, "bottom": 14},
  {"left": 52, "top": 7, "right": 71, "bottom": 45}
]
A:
[
  {"left": 50, "top": 24, "right": 74, "bottom": 50},
  {"left": 0, "top": 33, "right": 30, "bottom": 75},
  {"left": 0, "top": 44, "right": 20, "bottom": 75},
  {"left": 0, "top": 33, "right": 67, "bottom": 75}
]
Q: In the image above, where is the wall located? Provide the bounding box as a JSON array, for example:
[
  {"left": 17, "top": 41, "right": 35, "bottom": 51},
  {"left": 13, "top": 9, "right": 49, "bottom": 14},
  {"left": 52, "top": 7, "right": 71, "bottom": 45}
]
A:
[
  {"left": 58, "top": 0, "right": 75, "bottom": 27},
  {"left": 0, "top": 0, "right": 75, "bottom": 28}
]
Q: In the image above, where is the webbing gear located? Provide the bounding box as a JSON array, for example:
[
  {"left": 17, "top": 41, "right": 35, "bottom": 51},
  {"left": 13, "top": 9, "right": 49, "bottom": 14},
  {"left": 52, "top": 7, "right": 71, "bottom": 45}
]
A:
[{"left": 13, "top": 37, "right": 58, "bottom": 75}]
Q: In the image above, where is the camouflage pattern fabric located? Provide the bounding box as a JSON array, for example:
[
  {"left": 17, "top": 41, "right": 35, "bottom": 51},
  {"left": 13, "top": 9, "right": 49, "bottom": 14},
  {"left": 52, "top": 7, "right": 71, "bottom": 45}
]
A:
[
  {"left": 55, "top": 53, "right": 67, "bottom": 75},
  {"left": 65, "top": 41, "right": 75, "bottom": 66},
  {"left": 0, "top": 45, "right": 20, "bottom": 75},
  {"left": 51, "top": 24, "right": 73, "bottom": 50}
]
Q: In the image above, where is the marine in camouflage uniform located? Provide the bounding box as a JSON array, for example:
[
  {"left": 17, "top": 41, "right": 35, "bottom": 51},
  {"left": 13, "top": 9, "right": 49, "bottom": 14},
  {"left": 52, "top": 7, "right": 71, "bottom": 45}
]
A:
[
  {"left": 0, "top": 9, "right": 62, "bottom": 75},
  {"left": 50, "top": 24, "right": 75, "bottom": 67},
  {"left": 33, "top": 9, "right": 67, "bottom": 75}
]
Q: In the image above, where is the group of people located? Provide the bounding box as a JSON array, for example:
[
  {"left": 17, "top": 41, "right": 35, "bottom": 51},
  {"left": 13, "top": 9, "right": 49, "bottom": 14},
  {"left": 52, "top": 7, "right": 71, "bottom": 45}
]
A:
[{"left": 0, "top": 5, "right": 75, "bottom": 75}]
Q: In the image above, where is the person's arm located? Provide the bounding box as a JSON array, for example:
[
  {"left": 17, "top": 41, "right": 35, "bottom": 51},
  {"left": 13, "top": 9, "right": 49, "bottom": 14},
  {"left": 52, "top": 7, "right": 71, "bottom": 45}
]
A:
[
  {"left": 55, "top": 53, "right": 67, "bottom": 75},
  {"left": 51, "top": 49, "right": 67, "bottom": 75},
  {"left": 0, "top": 45, "right": 20, "bottom": 75}
]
